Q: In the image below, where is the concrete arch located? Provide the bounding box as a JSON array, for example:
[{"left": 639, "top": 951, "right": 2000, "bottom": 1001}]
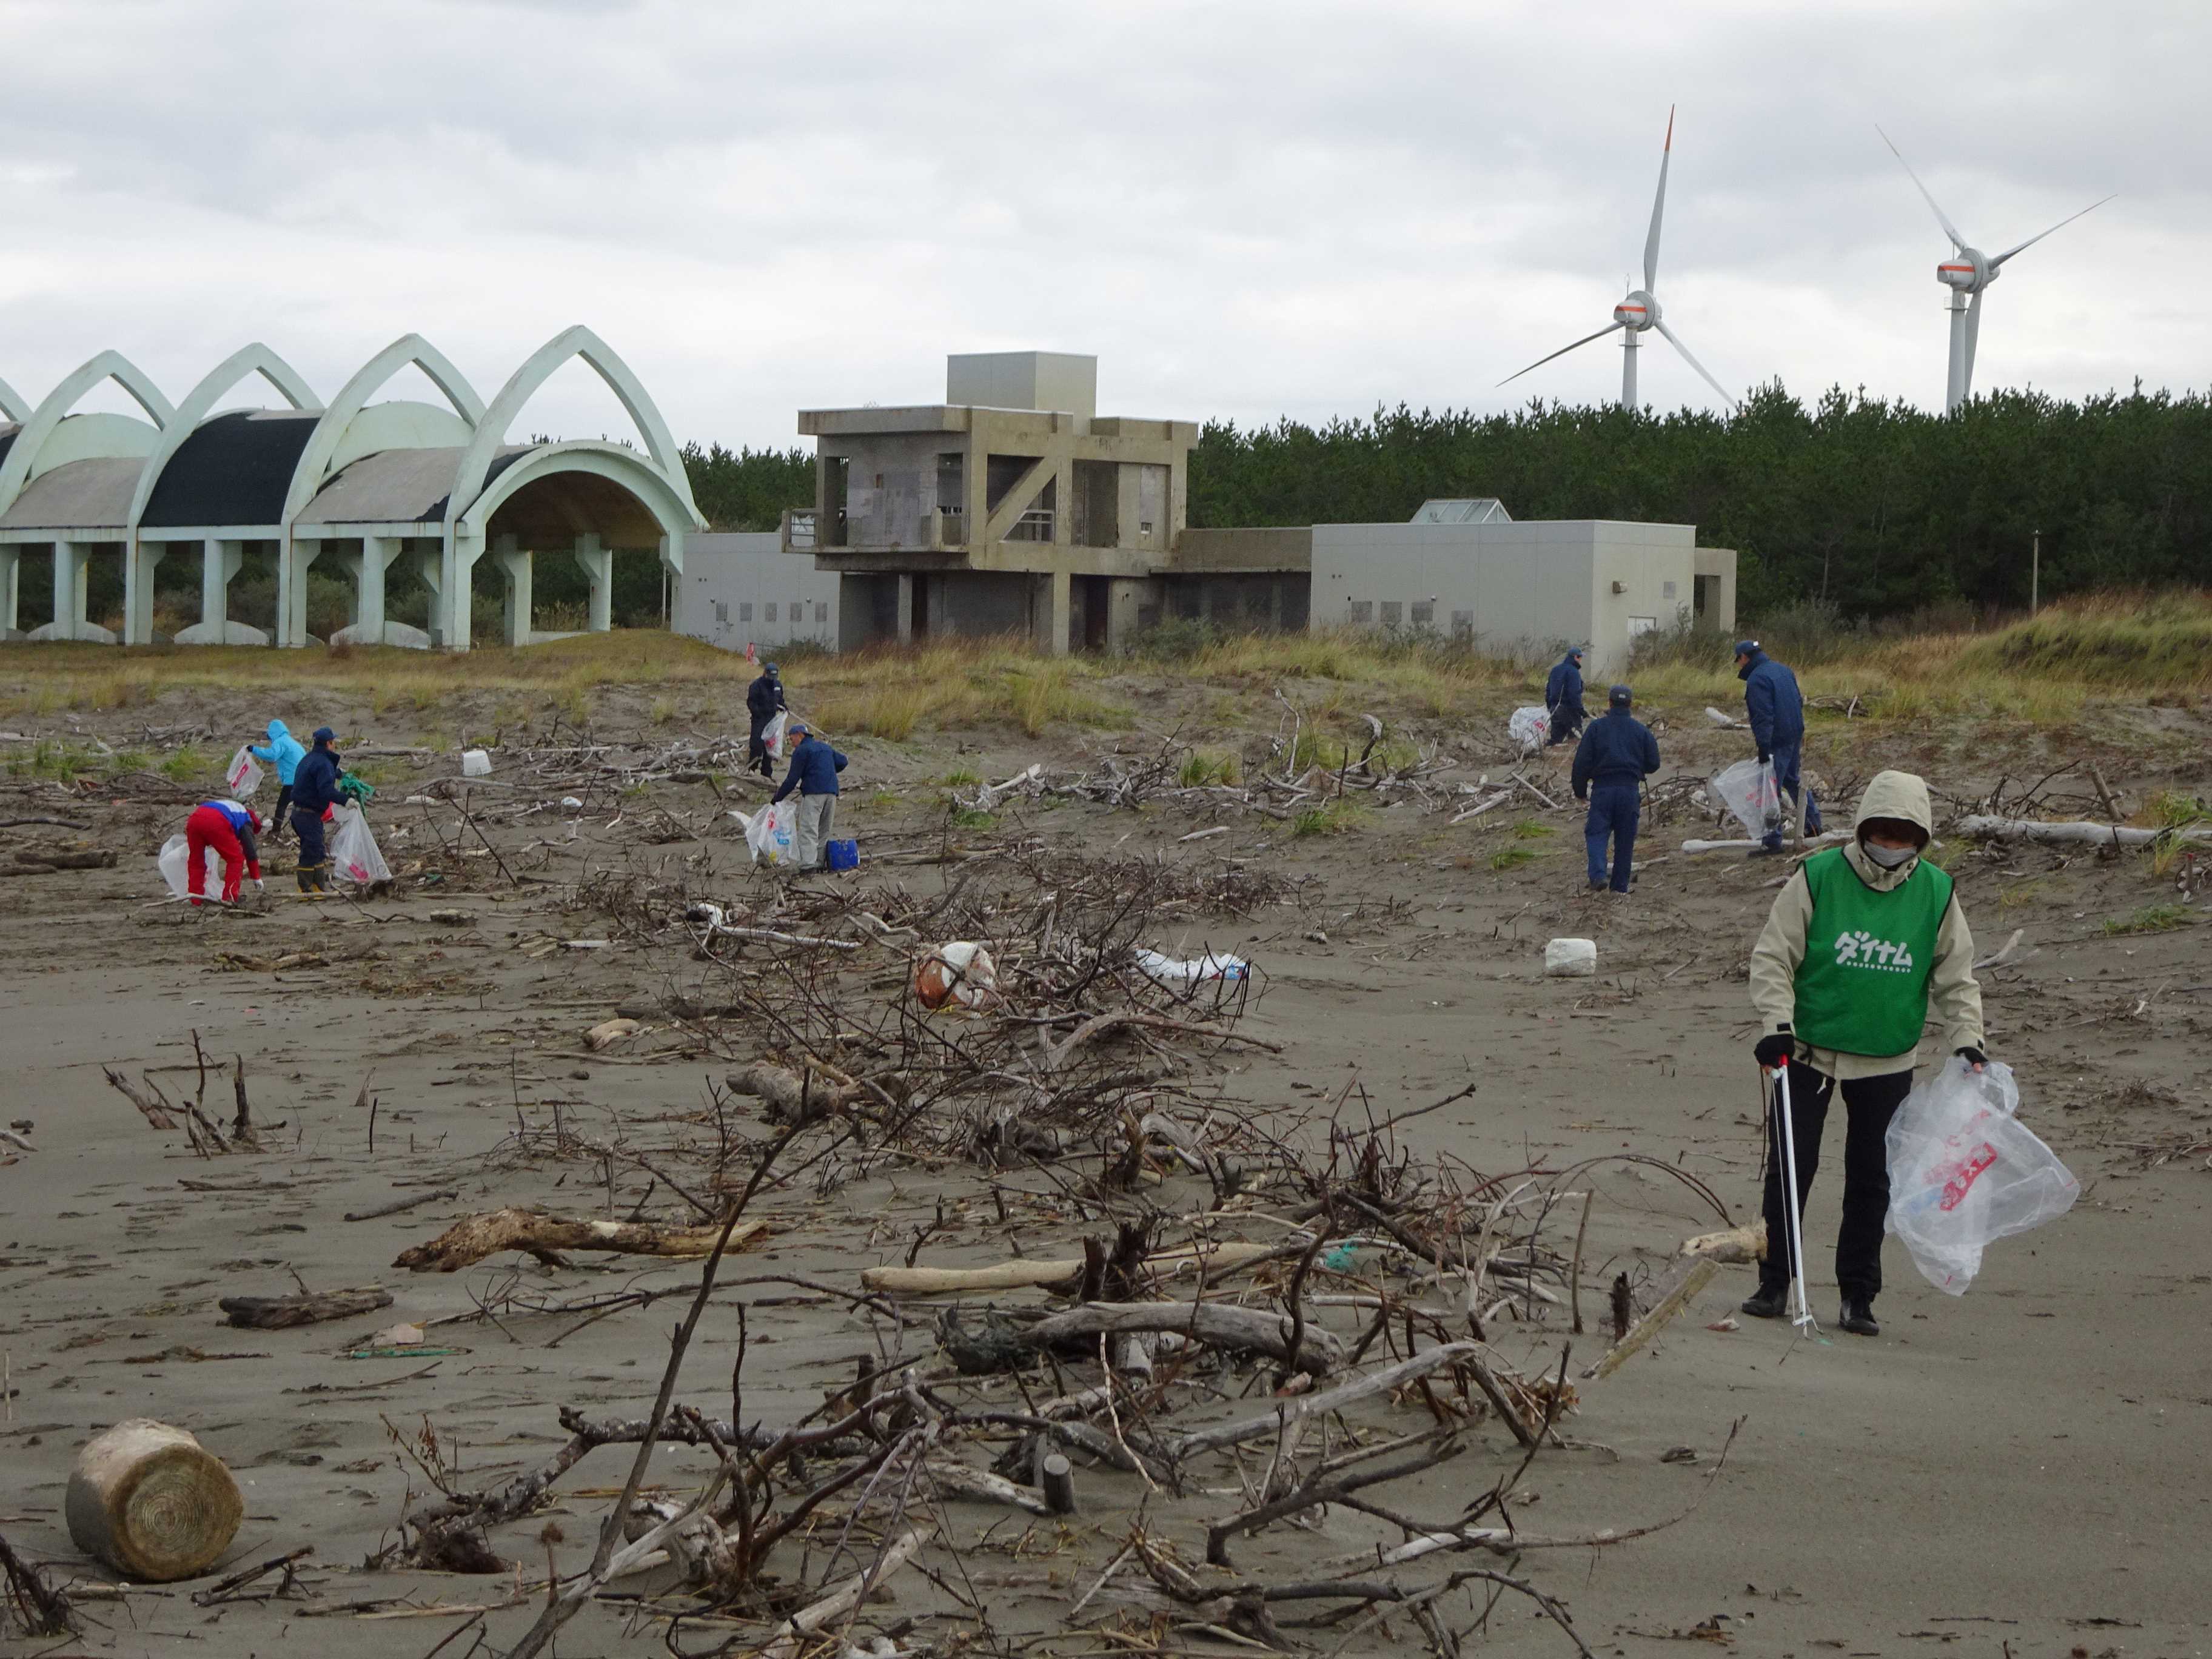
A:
[
  {"left": 126, "top": 343, "right": 320, "bottom": 532},
  {"left": 445, "top": 325, "right": 701, "bottom": 532},
  {"left": 458, "top": 440, "right": 697, "bottom": 549},
  {"left": 281, "top": 334, "right": 486, "bottom": 525},
  {"left": 0, "top": 350, "right": 176, "bottom": 516},
  {"left": 0, "top": 375, "right": 30, "bottom": 424}
]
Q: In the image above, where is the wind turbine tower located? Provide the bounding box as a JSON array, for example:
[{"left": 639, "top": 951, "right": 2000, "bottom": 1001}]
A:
[
  {"left": 1878, "top": 128, "right": 2114, "bottom": 414},
  {"left": 1501, "top": 108, "right": 1736, "bottom": 412}
]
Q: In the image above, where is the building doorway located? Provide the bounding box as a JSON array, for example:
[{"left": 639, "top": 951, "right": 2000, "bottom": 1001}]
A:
[{"left": 1079, "top": 574, "right": 1110, "bottom": 651}]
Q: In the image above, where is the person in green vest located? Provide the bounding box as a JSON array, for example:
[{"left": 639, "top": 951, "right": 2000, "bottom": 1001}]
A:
[{"left": 1741, "top": 769, "right": 1986, "bottom": 1337}]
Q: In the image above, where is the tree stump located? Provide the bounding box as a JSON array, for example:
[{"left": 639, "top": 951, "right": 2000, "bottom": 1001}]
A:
[{"left": 65, "top": 1420, "right": 242, "bottom": 1581}]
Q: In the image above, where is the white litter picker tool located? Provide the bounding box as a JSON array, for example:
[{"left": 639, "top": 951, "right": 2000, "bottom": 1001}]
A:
[{"left": 1771, "top": 1061, "right": 1820, "bottom": 1337}]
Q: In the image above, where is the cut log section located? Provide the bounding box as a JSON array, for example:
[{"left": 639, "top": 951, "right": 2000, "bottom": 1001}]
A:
[
  {"left": 219, "top": 1285, "right": 395, "bottom": 1329},
  {"left": 1678, "top": 1222, "right": 1766, "bottom": 1264},
  {"left": 65, "top": 1419, "right": 243, "bottom": 1583},
  {"left": 394, "top": 1208, "right": 769, "bottom": 1272}
]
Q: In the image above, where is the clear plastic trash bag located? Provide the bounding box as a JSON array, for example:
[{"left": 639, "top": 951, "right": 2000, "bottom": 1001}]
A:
[
  {"left": 1711, "top": 758, "right": 1784, "bottom": 839},
  {"left": 158, "top": 833, "right": 223, "bottom": 899},
  {"left": 329, "top": 802, "right": 392, "bottom": 888},
  {"left": 738, "top": 799, "right": 797, "bottom": 865},
  {"left": 1507, "top": 706, "right": 1550, "bottom": 754},
  {"left": 1885, "top": 1057, "right": 2079, "bottom": 1295}
]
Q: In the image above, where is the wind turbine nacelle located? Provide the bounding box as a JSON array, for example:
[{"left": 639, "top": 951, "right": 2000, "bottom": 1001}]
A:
[
  {"left": 1613, "top": 290, "right": 1661, "bottom": 332},
  {"left": 1937, "top": 249, "right": 1991, "bottom": 292}
]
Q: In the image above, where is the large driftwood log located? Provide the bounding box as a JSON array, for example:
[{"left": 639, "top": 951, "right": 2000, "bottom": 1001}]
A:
[
  {"left": 1678, "top": 1221, "right": 1766, "bottom": 1264},
  {"left": 1022, "top": 1300, "right": 1347, "bottom": 1378},
  {"left": 1957, "top": 814, "right": 2212, "bottom": 848},
  {"left": 65, "top": 1420, "right": 243, "bottom": 1582},
  {"left": 219, "top": 1285, "right": 394, "bottom": 1329},
  {"left": 394, "top": 1208, "right": 769, "bottom": 1272},
  {"left": 862, "top": 1238, "right": 1287, "bottom": 1296}
]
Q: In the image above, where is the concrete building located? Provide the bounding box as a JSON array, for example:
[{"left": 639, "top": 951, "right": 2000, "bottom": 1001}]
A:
[
  {"left": 780, "top": 352, "right": 1201, "bottom": 654},
  {"left": 675, "top": 532, "right": 843, "bottom": 653},
  {"left": 0, "top": 328, "right": 701, "bottom": 650}
]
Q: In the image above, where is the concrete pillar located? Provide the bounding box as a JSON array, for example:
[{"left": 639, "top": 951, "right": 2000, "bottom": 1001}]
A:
[
  {"left": 1105, "top": 577, "right": 1153, "bottom": 652},
  {"left": 355, "top": 535, "right": 405, "bottom": 642},
  {"left": 30, "top": 540, "right": 109, "bottom": 642},
  {"left": 570, "top": 532, "right": 611, "bottom": 632},
  {"left": 122, "top": 538, "right": 167, "bottom": 645},
  {"left": 896, "top": 573, "right": 915, "bottom": 644},
  {"left": 416, "top": 545, "right": 446, "bottom": 645},
  {"left": 1, "top": 545, "right": 21, "bottom": 637},
  {"left": 204, "top": 540, "right": 241, "bottom": 629},
  {"left": 278, "top": 537, "right": 325, "bottom": 647},
  {"left": 492, "top": 534, "right": 532, "bottom": 648},
  {"left": 435, "top": 530, "right": 484, "bottom": 651},
  {"left": 1034, "top": 568, "right": 1071, "bottom": 656}
]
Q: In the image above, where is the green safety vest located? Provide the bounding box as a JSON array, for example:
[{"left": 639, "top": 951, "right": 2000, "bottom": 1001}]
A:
[{"left": 1791, "top": 848, "right": 1953, "bottom": 1057}]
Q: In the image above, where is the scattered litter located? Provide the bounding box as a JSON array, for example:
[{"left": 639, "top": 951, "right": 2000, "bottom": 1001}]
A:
[
  {"left": 369, "top": 1322, "right": 426, "bottom": 1348},
  {"left": 1704, "top": 1316, "right": 1740, "bottom": 1333},
  {"left": 1134, "top": 948, "right": 1250, "bottom": 985},
  {"left": 342, "top": 1345, "right": 462, "bottom": 1361},
  {"left": 586, "top": 1017, "right": 642, "bottom": 1051},
  {"left": 460, "top": 748, "right": 492, "bottom": 777},
  {"left": 914, "top": 942, "right": 997, "bottom": 1011},
  {"left": 1711, "top": 759, "right": 1784, "bottom": 840},
  {"left": 1704, "top": 706, "right": 1742, "bottom": 728},
  {"left": 1660, "top": 1446, "right": 1700, "bottom": 1464},
  {"left": 1886, "top": 1057, "right": 2079, "bottom": 1295},
  {"left": 562, "top": 939, "right": 612, "bottom": 951},
  {"left": 825, "top": 837, "right": 859, "bottom": 871},
  {"left": 1544, "top": 937, "right": 1597, "bottom": 977},
  {"left": 425, "top": 909, "right": 474, "bottom": 927},
  {"left": 561, "top": 796, "right": 584, "bottom": 809},
  {"left": 1508, "top": 705, "right": 1550, "bottom": 754}
]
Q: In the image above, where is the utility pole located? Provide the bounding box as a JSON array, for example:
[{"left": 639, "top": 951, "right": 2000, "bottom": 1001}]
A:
[{"left": 2031, "top": 528, "right": 2040, "bottom": 616}]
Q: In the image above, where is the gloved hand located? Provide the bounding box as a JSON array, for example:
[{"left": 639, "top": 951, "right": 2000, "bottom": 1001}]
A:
[
  {"left": 252, "top": 878, "right": 265, "bottom": 893},
  {"left": 1753, "top": 1029, "right": 1794, "bottom": 1069},
  {"left": 1756, "top": 749, "right": 1770, "bottom": 765},
  {"left": 1955, "top": 1045, "right": 1988, "bottom": 1070}
]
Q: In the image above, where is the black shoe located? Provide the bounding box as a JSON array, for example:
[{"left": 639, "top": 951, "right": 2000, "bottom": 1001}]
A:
[
  {"left": 1746, "top": 845, "right": 1781, "bottom": 859},
  {"left": 1741, "top": 1285, "right": 1787, "bottom": 1320},
  {"left": 1587, "top": 878, "right": 1606, "bottom": 893},
  {"left": 1838, "top": 1298, "right": 1879, "bottom": 1337}
]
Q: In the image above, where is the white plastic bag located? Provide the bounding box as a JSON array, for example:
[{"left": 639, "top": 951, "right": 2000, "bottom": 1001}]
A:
[
  {"left": 225, "top": 746, "right": 264, "bottom": 797},
  {"left": 158, "top": 833, "right": 223, "bottom": 899},
  {"left": 914, "top": 942, "right": 998, "bottom": 1011},
  {"left": 1885, "top": 1058, "right": 2079, "bottom": 1295},
  {"left": 739, "top": 799, "right": 797, "bottom": 865},
  {"left": 1507, "top": 706, "right": 1550, "bottom": 754},
  {"left": 763, "top": 711, "right": 789, "bottom": 759},
  {"left": 1134, "top": 948, "right": 1250, "bottom": 986},
  {"left": 1711, "top": 758, "right": 1784, "bottom": 839},
  {"left": 329, "top": 802, "right": 392, "bottom": 888}
]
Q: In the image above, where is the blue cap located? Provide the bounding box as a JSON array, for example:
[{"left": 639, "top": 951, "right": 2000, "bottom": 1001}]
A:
[
  {"left": 763, "top": 662, "right": 779, "bottom": 675},
  {"left": 312, "top": 726, "right": 335, "bottom": 743},
  {"left": 1732, "top": 640, "right": 1759, "bottom": 659},
  {"left": 1609, "top": 684, "right": 1633, "bottom": 707}
]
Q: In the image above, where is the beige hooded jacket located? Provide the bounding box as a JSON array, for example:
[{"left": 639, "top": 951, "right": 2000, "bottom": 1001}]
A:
[{"left": 1749, "top": 769, "right": 1984, "bottom": 1079}]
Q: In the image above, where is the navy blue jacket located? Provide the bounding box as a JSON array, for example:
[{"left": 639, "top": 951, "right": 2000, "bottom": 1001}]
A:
[
  {"left": 291, "top": 745, "right": 345, "bottom": 815},
  {"left": 1544, "top": 653, "right": 1586, "bottom": 716},
  {"left": 1571, "top": 710, "right": 1661, "bottom": 799},
  {"left": 771, "top": 734, "right": 846, "bottom": 802},
  {"left": 746, "top": 673, "right": 786, "bottom": 739},
  {"left": 1738, "top": 649, "right": 1805, "bottom": 752}
]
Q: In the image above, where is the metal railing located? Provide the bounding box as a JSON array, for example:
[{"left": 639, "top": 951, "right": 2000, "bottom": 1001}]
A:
[{"left": 1006, "top": 508, "right": 1054, "bottom": 543}]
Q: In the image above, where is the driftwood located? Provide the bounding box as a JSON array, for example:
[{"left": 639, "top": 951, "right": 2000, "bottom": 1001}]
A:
[
  {"left": 862, "top": 1238, "right": 1285, "bottom": 1296},
  {"left": 220, "top": 1285, "right": 394, "bottom": 1329},
  {"left": 1957, "top": 814, "right": 2212, "bottom": 848},
  {"left": 1679, "top": 1222, "right": 1766, "bottom": 1264},
  {"left": 394, "top": 1208, "right": 770, "bottom": 1272},
  {"left": 0, "top": 1532, "right": 72, "bottom": 1635},
  {"left": 1681, "top": 832, "right": 1848, "bottom": 854},
  {"left": 1170, "top": 1342, "right": 1481, "bottom": 1459},
  {"left": 1586, "top": 1258, "right": 1719, "bottom": 1381},
  {"left": 725, "top": 1062, "right": 857, "bottom": 1125},
  {"left": 757, "top": 1527, "right": 929, "bottom": 1659},
  {"left": 65, "top": 1420, "right": 243, "bottom": 1583},
  {"left": 1039, "top": 1452, "right": 1076, "bottom": 1515},
  {"left": 1021, "top": 1300, "right": 1346, "bottom": 1377}
]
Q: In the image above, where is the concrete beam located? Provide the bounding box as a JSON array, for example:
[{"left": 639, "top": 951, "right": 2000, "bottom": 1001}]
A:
[
  {"left": 982, "top": 456, "right": 1054, "bottom": 546},
  {"left": 1034, "top": 569, "right": 1071, "bottom": 657},
  {"left": 493, "top": 535, "right": 532, "bottom": 648},
  {"left": 276, "top": 537, "right": 325, "bottom": 648},
  {"left": 571, "top": 532, "right": 612, "bottom": 632},
  {"left": 176, "top": 540, "right": 264, "bottom": 646},
  {"left": 28, "top": 541, "right": 112, "bottom": 643},
  {"left": 122, "top": 537, "right": 167, "bottom": 645},
  {"left": 0, "top": 546, "right": 19, "bottom": 637}
]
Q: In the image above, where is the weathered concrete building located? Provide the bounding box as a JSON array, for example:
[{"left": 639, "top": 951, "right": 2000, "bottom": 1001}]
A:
[{"left": 674, "top": 531, "right": 842, "bottom": 653}]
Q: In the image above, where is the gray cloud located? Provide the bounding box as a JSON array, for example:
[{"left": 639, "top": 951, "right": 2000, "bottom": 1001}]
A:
[{"left": 2, "top": 0, "right": 2200, "bottom": 449}]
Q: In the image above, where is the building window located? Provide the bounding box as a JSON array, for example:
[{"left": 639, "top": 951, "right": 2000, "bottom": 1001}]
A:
[
  {"left": 1410, "top": 601, "right": 1433, "bottom": 628},
  {"left": 1379, "top": 601, "right": 1403, "bottom": 628},
  {"left": 791, "top": 598, "right": 802, "bottom": 618},
  {"left": 814, "top": 601, "right": 828, "bottom": 623},
  {"left": 739, "top": 602, "right": 752, "bottom": 622},
  {"left": 1348, "top": 600, "right": 1373, "bottom": 625},
  {"left": 766, "top": 603, "right": 777, "bottom": 623},
  {"left": 714, "top": 601, "right": 728, "bottom": 625},
  {"left": 1662, "top": 580, "right": 1677, "bottom": 600},
  {"left": 1452, "top": 609, "right": 1473, "bottom": 640},
  {"left": 1629, "top": 615, "right": 1658, "bottom": 637}
]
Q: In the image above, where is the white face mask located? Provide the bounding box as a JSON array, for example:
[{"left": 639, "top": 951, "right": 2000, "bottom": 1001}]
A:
[{"left": 1862, "top": 840, "right": 1917, "bottom": 870}]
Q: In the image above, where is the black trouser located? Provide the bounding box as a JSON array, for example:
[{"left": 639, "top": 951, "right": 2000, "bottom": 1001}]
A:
[
  {"left": 292, "top": 805, "right": 327, "bottom": 870},
  {"left": 747, "top": 736, "right": 773, "bottom": 777},
  {"left": 1547, "top": 705, "right": 1584, "bottom": 746},
  {"left": 269, "top": 783, "right": 294, "bottom": 835},
  {"left": 1759, "top": 1061, "right": 1912, "bottom": 1303}
]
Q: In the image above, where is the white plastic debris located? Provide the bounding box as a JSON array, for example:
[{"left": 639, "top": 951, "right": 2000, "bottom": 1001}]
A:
[
  {"left": 1135, "top": 948, "right": 1250, "bottom": 985},
  {"left": 1507, "top": 706, "right": 1550, "bottom": 754},
  {"left": 460, "top": 748, "right": 492, "bottom": 777},
  {"left": 914, "top": 942, "right": 998, "bottom": 1011},
  {"left": 1543, "top": 937, "right": 1597, "bottom": 977},
  {"left": 560, "top": 796, "right": 584, "bottom": 809},
  {"left": 224, "top": 746, "right": 264, "bottom": 797}
]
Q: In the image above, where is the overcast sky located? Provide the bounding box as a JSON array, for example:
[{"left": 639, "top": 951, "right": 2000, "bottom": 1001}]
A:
[{"left": 3, "top": 0, "right": 2200, "bottom": 452}]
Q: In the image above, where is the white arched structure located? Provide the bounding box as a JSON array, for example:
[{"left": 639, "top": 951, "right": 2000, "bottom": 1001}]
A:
[
  {"left": 4, "top": 327, "right": 703, "bottom": 650},
  {"left": 1, "top": 352, "right": 174, "bottom": 642}
]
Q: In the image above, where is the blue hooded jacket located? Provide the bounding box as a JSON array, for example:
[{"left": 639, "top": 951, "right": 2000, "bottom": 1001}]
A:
[
  {"left": 1544, "top": 651, "right": 1585, "bottom": 716},
  {"left": 249, "top": 719, "right": 307, "bottom": 783},
  {"left": 771, "top": 732, "right": 847, "bottom": 802},
  {"left": 1738, "top": 649, "right": 1805, "bottom": 752}
]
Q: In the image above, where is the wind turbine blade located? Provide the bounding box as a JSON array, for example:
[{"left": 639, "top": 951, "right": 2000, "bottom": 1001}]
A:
[
  {"left": 1991, "top": 194, "right": 2117, "bottom": 267},
  {"left": 1497, "top": 321, "right": 1627, "bottom": 387},
  {"left": 1653, "top": 320, "right": 1737, "bottom": 409},
  {"left": 1876, "top": 125, "right": 1966, "bottom": 250},
  {"left": 1643, "top": 105, "right": 1674, "bottom": 292},
  {"left": 1962, "top": 289, "right": 1982, "bottom": 396}
]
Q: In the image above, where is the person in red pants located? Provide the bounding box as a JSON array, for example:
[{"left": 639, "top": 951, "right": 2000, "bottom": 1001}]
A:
[{"left": 184, "top": 799, "right": 264, "bottom": 906}]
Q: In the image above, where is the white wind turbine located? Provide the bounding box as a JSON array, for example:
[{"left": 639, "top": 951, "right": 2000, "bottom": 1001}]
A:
[
  {"left": 1878, "top": 127, "right": 2114, "bottom": 414},
  {"left": 1501, "top": 107, "right": 1736, "bottom": 411}
]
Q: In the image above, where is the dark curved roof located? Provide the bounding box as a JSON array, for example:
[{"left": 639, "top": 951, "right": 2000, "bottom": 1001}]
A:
[{"left": 139, "top": 409, "right": 318, "bottom": 529}]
